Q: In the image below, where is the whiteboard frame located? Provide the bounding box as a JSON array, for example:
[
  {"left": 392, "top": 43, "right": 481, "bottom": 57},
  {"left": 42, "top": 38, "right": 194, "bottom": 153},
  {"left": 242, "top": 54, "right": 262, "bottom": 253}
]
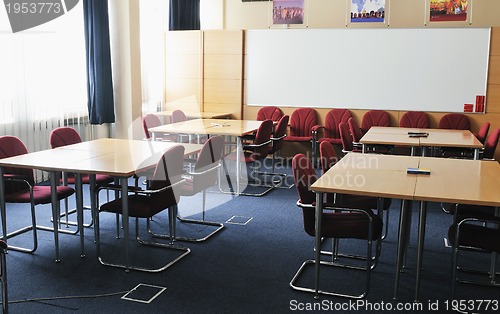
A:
[{"left": 244, "top": 28, "right": 490, "bottom": 113}]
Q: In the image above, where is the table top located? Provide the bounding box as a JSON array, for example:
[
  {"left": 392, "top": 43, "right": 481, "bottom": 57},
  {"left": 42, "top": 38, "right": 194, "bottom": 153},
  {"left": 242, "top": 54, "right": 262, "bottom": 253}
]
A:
[
  {"left": 311, "top": 152, "right": 500, "bottom": 207},
  {"left": 311, "top": 153, "right": 418, "bottom": 200},
  {"left": 360, "top": 127, "right": 483, "bottom": 149},
  {"left": 0, "top": 138, "right": 202, "bottom": 177},
  {"left": 415, "top": 158, "right": 500, "bottom": 206},
  {"left": 148, "top": 119, "right": 264, "bottom": 137},
  {"left": 156, "top": 110, "right": 231, "bottom": 119}
]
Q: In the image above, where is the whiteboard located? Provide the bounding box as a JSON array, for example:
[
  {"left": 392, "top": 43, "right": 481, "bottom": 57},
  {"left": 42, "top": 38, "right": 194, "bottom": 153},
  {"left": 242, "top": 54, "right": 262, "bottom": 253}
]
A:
[{"left": 245, "top": 28, "right": 490, "bottom": 112}]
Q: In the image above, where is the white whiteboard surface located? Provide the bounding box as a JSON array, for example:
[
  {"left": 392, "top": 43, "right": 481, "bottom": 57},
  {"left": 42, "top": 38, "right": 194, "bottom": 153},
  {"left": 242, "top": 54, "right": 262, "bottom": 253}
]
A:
[{"left": 245, "top": 28, "right": 490, "bottom": 112}]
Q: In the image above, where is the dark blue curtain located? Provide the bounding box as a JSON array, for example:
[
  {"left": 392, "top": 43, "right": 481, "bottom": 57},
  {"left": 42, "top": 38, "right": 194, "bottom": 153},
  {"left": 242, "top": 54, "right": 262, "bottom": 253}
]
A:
[
  {"left": 83, "top": 0, "right": 115, "bottom": 124},
  {"left": 169, "top": 0, "right": 200, "bottom": 30}
]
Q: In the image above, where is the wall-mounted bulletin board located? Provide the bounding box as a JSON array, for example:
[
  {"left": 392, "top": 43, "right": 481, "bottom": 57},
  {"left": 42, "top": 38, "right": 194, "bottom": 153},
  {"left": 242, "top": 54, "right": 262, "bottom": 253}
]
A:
[{"left": 245, "top": 27, "right": 490, "bottom": 113}]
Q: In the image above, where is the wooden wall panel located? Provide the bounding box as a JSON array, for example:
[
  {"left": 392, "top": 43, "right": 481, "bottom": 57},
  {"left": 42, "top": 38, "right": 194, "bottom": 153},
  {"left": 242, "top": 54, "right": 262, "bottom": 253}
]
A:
[
  {"left": 202, "top": 30, "right": 244, "bottom": 119},
  {"left": 204, "top": 55, "right": 242, "bottom": 79},
  {"left": 165, "top": 31, "right": 202, "bottom": 111}
]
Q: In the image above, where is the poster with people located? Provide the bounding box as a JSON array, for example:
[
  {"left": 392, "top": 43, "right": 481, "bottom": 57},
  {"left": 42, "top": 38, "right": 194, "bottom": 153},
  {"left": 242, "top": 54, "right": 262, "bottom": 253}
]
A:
[
  {"left": 350, "top": 0, "right": 385, "bottom": 23},
  {"left": 429, "top": 0, "right": 468, "bottom": 22},
  {"left": 273, "top": 0, "right": 304, "bottom": 25}
]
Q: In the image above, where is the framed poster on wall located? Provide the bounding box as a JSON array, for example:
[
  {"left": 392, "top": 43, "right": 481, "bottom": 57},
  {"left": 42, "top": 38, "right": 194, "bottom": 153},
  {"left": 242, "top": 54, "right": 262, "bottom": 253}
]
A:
[
  {"left": 427, "top": 0, "right": 470, "bottom": 24},
  {"left": 350, "top": 0, "right": 386, "bottom": 23}
]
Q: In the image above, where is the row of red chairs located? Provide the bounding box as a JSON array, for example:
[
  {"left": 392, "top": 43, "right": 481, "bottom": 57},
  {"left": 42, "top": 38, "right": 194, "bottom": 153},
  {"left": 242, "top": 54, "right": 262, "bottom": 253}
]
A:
[{"left": 254, "top": 106, "right": 499, "bottom": 161}]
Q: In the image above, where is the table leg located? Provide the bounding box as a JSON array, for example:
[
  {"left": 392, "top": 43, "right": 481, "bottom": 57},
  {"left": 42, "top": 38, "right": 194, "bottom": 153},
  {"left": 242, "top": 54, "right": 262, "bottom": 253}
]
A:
[
  {"left": 121, "top": 177, "right": 130, "bottom": 272},
  {"left": 89, "top": 174, "right": 97, "bottom": 242},
  {"left": 314, "top": 192, "right": 323, "bottom": 299},
  {"left": 473, "top": 148, "right": 480, "bottom": 160},
  {"left": 0, "top": 167, "right": 6, "bottom": 241},
  {"left": 75, "top": 173, "right": 85, "bottom": 258},
  {"left": 236, "top": 136, "right": 241, "bottom": 195},
  {"left": 415, "top": 200, "right": 428, "bottom": 301},
  {"left": 394, "top": 199, "right": 410, "bottom": 300},
  {"left": 49, "top": 172, "right": 60, "bottom": 262}
]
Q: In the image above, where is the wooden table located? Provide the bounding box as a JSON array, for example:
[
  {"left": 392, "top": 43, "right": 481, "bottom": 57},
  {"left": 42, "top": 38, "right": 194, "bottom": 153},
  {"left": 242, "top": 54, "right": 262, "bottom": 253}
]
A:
[
  {"left": 156, "top": 110, "right": 231, "bottom": 121},
  {"left": 360, "top": 127, "right": 483, "bottom": 159},
  {"left": 0, "top": 138, "right": 202, "bottom": 268},
  {"left": 149, "top": 119, "right": 264, "bottom": 195},
  {"left": 310, "top": 152, "right": 500, "bottom": 300}
]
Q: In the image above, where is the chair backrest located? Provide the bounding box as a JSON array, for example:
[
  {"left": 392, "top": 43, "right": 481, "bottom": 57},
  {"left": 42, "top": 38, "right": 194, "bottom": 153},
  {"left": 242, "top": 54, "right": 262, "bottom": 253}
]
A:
[
  {"left": 399, "top": 111, "right": 430, "bottom": 128},
  {"left": 171, "top": 109, "right": 187, "bottom": 123},
  {"left": 439, "top": 113, "right": 470, "bottom": 130},
  {"left": 148, "top": 145, "right": 185, "bottom": 209},
  {"left": 142, "top": 114, "right": 162, "bottom": 139},
  {"left": 292, "top": 153, "right": 317, "bottom": 236},
  {"left": 289, "top": 108, "right": 318, "bottom": 137},
  {"left": 339, "top": 122, "right": 353, "bottom": 153},
  {"left": 483, "top": 128, "right": 500, "bottom": 160},
  {"left": 319, "top": 141, "right": 338, "bottom": 174},
  {"left": 361, "top": 110, "right": 390, "bottom": 133},
  {"left": 192, "top": 135, "right": 225, "bottom": 191},
  {"left": 0, "top": 136, "right": 35, "bottom": 190},
  {"left": 475, "top": 122, "right": 490, "bottom": 144},
  {"left": 49, "top": 127, "right": 82, "bottom": 148},
  {"left": 348, "top": 117, "right": 363, "bottom": 143},
  {"left": 256, "top": 106, "right": 283, "bottom": 122},
  {"left": 269, "top": 115, "right": 289, "bottom": 154},
  {"left": 252, "top": 119, "right": 274, "bottom": 160},
  {"left": 323, "top": 109, "right": 352, "bottom": 139}
]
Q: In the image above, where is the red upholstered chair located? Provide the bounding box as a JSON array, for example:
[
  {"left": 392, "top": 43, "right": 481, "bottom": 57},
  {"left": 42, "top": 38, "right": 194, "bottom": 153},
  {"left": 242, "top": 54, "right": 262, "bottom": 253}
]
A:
[
  {"left": 399, "top": 111, "right": 430, "bottom": 128},
  {"left": 252, "top": 115, "right": 293, "bottom": 186},
  {"left": 0, "top": 136, "right": 75, "bottom": 261},
  {"left": 339, "top": 122, "right": 361, "bottom": 154},
  {"left": 448, "top": 204, "right": 500, "bottom": 298},
  {"left": 313, "top": 108, "right": 352, "bottom": 146},
  {"left": 171, "top": 136, "right": 225, "bottom": 242},
  {"left": 439, "top": 113, "right": 470, "bottom": 130},
  {"left": 97, "top": 145, "right": 190, "bottom": 272},
  {"left": 289, "top": 153, "right": 382, "bottom": 298},
  {"left": 142, "top": 114, "right": 176, "bottom": 142},
  {"left": 474, "top": 122, "right": 490, "bottom": 145},
  {"left": 361, "top": 110, "right": 391, "bottom": 133},
  {"left": 171, "top": 109, "right": 187, "bottom": 123},
  {"left": 284, "top": 108, "right": 319, "bottom": 162},
  {"left": 256, "top": 106, "right": 283, "bottom": 122},
  {"left": 482, "top": 128, "right": 500, "bottom": 160},
  {"left": 224, "top": 119, "right": 275, "bottom": 196},
  {"left": 319, "top": 141, "right": 391, "bottom": 239},
  {"left": 348, "top": 117, "right": 364, "bottom": 144},
  {"left": 0, "top": 239, "right": 7, "bottom": 314},
  {"left": 49, "top": 127, "right": 114, "bottom": 229}
]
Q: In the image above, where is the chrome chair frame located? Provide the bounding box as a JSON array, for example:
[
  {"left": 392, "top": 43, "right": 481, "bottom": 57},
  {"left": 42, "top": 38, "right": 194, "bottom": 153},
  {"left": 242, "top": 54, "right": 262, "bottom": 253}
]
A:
[
  {"left": 290, "top": 201, "right": 381, "bottom": 299},
  {"left": 96, "top": 180, "right": 190, "bottom": 273},
  {"left": 148, "top": 163, "right": 224, "bottom": 242}
]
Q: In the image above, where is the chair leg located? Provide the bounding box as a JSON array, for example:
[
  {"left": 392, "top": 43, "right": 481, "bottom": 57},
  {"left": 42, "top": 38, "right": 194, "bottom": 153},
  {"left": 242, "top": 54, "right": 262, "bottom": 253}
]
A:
[
  {"left": 292, "top": 231, "right": 379, "bottom": 298},
  {"left": 0, "top": 241, "right": 8, "bottom": 314},
  {"left": 97, "top": 210, "right": 190, "bottom": 273},
  {"left": 4, "top": 200, "right": 38, "bottom": 254},
  {"left": 149, "top": 192, "right": 224, "bottom": 242}
]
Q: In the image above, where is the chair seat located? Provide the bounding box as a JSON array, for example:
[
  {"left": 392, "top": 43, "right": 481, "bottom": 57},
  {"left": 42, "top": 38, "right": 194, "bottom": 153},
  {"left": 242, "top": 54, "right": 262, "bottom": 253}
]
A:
[
  {"left": 327, "top": 194, "right": 391, "bottom": 211},
  {"left": 303, "top": 209, "right": 383, "bottom": 240},
  {"left": 61, "top": 173, "right": 114, "bottom": 185},
  {"left": 100, "top": 194, "right": 166, "bottom": 218},
  {"left": 448, "top": 223, "right": 500, "bottom": 253},
  {"left": 5, "top": 185, "right": 75, "bottom": 205},
  {"left": 225, "top": 151, "right": 262, "bottom": 163},
  {"left": 179, "top": 177, "right": 197, "bottom": 196},
  {"left": 317, "top": 137, "right": 342, "bottom": 145},
  {"left": 284, "top": 136, "right": 312, "bottom": 142}
]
